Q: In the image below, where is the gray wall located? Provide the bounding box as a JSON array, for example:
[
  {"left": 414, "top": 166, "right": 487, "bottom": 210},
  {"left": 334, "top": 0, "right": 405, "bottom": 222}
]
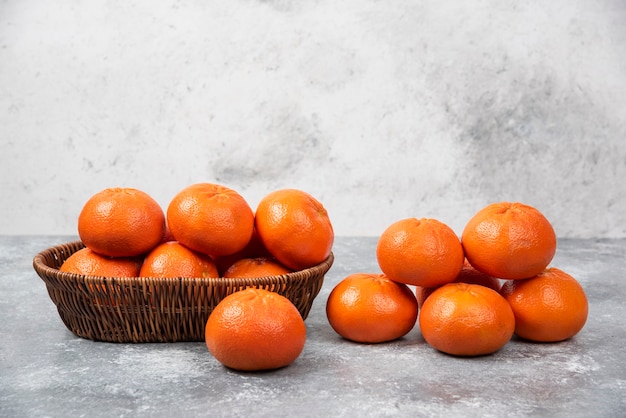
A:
[{"left": 1, "top": 0, "right": 625, "bottom": 238}]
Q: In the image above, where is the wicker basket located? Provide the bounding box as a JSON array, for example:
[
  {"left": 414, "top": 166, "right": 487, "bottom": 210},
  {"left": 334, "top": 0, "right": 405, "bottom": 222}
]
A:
[{"left": 33, "top": 241, "right": 333, "bottom": 343}]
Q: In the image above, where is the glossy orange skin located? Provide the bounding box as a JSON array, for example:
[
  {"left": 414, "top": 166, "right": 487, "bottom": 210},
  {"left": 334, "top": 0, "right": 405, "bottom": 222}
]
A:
[
  {"left": 205, "top": 288, "right": 306, "bottom": 371},
  {"left": 326, "top": 273, "right": 418, "bottom": 343},
  {"left": 419, "top": 283, "right": 515, "bottom": 356},
  {"left": 167, "top": 183, "right": 254, "bottom": 258},
  {"left": 255, "top": 189, "right": 334, "bottom": 271},
  {"left": 223, "top": 257, "right": 292, "bottom": 278},
  {"left": 416, "top": 259, "right": 501, "bottom": 308},
  {"left": 500, "top": 268, "right": 588, "bottom": 342},
  {"left": 139, "top": 241, "right": 219, "bottom": 278},
  {"left": 376, "top": 218, "right": 464, "bottom": 287},
  {"left": 78, "top": 187, "right": 165, "bottom": 257},
  {"left": 461, "top": 202, "right": 556, "bottom": 280},
  {"left": 60, "top": 247, "right": 142, "bottom": 277}
]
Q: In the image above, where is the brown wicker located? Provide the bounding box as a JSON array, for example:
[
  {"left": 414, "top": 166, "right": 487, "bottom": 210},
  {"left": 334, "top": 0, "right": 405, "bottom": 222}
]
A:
[{"left": 33, "top": 241, "right": 333, "bottom": 343}]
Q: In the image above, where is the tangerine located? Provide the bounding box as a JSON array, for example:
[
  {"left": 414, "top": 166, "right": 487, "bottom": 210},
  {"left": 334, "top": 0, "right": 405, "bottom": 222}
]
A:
[
  {"left": 376, "top": 218, "right": 464, "bottom": 287},
  {"left": 78, "top": 187, "right": 165, "bottom": 257},
  {"left": 326, "top": 273, "right": 418, "bottom": 343},
  {"left": 419, "top": 283, "right": 515, "bottom": 356},
  {"left": 60, "top": 247, "right": 142, "bottom": 277},
  {"left": 139, "top": 241, "right": 219, "bottom": 278},
  {"left": 167, "top": 183, "right": 254, "bottom": 258},
  {"left": 205, "top": 288, "right": 306, "bottom": 371},
  {"left": 255, "top": 189, "right": 334, "bottom": 271},
  {"left": 223, "top": 257, "right": 292, "bottom": 278},
  {"left": 500, "top": 267, "right": 588, "bottom": 342},
  {"left": 461, "top": 202, "right": 556, "bottom": 280}
]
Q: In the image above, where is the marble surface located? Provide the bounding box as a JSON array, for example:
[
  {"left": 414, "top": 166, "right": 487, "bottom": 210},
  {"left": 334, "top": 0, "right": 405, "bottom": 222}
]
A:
[
  {"left": 2, "top": 235, "right": 625, "bottom": 417},
  {"left": 2, "top": 1, "right": 626, "bottom": 238}
]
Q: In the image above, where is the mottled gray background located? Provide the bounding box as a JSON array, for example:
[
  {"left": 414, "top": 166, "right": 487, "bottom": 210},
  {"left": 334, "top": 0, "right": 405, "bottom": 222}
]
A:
[{"left": 1, "top": 0, "right": 625, "bottom": 237}]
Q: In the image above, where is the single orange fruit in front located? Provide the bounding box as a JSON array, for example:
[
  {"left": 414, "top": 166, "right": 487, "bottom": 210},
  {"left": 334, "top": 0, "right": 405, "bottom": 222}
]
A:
[
  {"left": 255, "top": 189, "right": 334, "bottom": 271},
  {"left": 139, "top": 241, "right": 219, "bottom": 278},
  {"left": 78, "top": 187, "right": 165, "bottom": 257},
  {"left": 205, "top": 288, "right": 306, "bottom": 371},
  {"left": 500, "top": 267, "right": 588, "bottom": 342},
  {"left": 415, "top": 259, "right": 501, "bottom": 308},
  {"left": 223, "top": 257, "right": 292, "bottom": 278},
  {"left": 60, "top": 247, "right": 142, "bottom": 277},
  {"left": 167, "top": 183, "right": 255, "bottom": 258},
  {"left": 376, "top": 218, "right": 464, "bottom": 287},
  {"left": 461, "top": 202, "right": 556, "bottom": 280},
  {"left": 326, "top": 273, "right": 418, "bottom": 343},
  {"left": 419, "top": 283, "right": 515, "bottom": 356}
]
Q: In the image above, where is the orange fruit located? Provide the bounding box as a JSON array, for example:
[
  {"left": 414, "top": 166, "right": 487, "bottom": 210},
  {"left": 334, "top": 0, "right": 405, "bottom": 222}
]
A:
[
  {"left": 60, "top": 247, "right": 142, "bottom": 277},
  {"left": 255, "top": 189, "right": 334, "bottom": 271},
  {"left": 78, "top": 187, "right": 165, "bottom": 257},
  {"left": 419, "top": 283, "right": 515, "bottom": 356},
  {"left": 415, "top": 259, "right": 501, "bottom": 308},
  {"left": 376, "top": 218, "right": 464, "bottom": 287},
  {"left": 205, "top": 288, "right": 306, "bottom": 371},
  {"left": 461, "top": 202, "right": 557, "bottom": 280},
  {"left": 213, "top": 228, "right": 272, "bottom": 276},
  {"left": 223, "top": 257, "right": 292, "bottom": 278},
  {"left": 139, "top": 241, "right": 219, "bottom": 278},
  {"left": 326, "top": 273, "right": 418, "bottom": 343},
  {"left": 500, "top": 267, "right": 588, "bottom": 342},
  {"left": 166, "top": 183, "right": 255, "bottom": 258}
]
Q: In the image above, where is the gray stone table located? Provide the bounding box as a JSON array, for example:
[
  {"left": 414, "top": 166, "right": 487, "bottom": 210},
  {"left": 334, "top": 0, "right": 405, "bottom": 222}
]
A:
[{"left": 1, "top": 236, "right": 625, "bottom": 417}]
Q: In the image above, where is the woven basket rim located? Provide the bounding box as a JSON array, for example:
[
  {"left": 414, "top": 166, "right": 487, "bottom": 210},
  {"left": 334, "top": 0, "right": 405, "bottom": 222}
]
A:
[
  {"left": 32, "top": 240, "right": 332, "bottom": 342},
  {"left": 33, "top": 240, "right": 334, "bottom": 286}
]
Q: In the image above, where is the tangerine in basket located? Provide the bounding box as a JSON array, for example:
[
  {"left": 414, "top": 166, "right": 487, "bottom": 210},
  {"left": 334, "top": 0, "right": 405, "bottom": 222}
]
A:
[
  {"left": 78, "top": 187, "right": 165, "bottom": 257},
  {"left": 461, "top": 202, "right": 556, "bottom": 280},
  {"left": 376, "top": 218, "right": 464, "bottom": 287},
  {"left": 167, "top": 183, "right": 255, "bottom": 258},
  {"left": 205, "top": 288, "right": 306, "bottom": 371},
  {"left": 326, "top": 273, "right": 418, "bottom": 343},
  {"left": 419, "top": 283, "right": 515, "bottom": 356},
  {"left": 223, "top": 257, "right": 292, "bottom": 278},
  {"left": 255, "top": 189, "right": 334, "bottom": 271},
  {"left": 60, "top": 247, "right": 142, "bottom": 277},
  {"left": 139, "top": 241, "right": 219, "bottom": 278},
  {"left": 213, "top": 228, "right": 273, "bottom": 276},
  {"left": 415, "top": 259, "right": 501, "bottom": 308},
  {"left": 60, "top": 247, "right": 142, "bottom": 306},
  {"left": 500, "top": 267, "right": 588, "bottom": 342}
]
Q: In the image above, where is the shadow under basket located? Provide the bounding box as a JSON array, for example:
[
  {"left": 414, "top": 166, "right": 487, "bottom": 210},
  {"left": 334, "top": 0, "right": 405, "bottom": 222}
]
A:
[{"left": 33, "top": 241, "right": 333, "bottom": 343}]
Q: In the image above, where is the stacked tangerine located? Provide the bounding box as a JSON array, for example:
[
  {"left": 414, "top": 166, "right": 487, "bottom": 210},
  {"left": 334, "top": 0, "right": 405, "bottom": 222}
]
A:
[
  {"left": 59, "top": 183, "right": 334, "bottom": 371},
  {"left": 326, "top": 202, "right": 588, "bottom": 357}
]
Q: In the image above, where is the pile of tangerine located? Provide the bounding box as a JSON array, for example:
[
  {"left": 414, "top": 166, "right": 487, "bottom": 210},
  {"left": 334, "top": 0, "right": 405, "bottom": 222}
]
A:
[{"left": 326, "top": 202, "right": 588, "bottom": 357}]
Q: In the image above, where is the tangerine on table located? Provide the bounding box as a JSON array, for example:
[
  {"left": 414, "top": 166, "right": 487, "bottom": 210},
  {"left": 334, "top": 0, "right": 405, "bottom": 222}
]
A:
[
  {"left": 255, "top": 189, "right": 334, "bottom": 271},
  {"left": 139, "top": 241, "right": 219, "bottom": 278},
  {"left": 326, "top": 273, "right": 418, "bottom": 343},
  {"left": 376, "top": 218, "right": 464, "bottom": 287},
  {"left": 78, "top": 187, "right": 165, "bottom": 257},
  {"left": 419, "top": 283, "right": 515, "bottom": 356},
  {"left": 415, "top": 259, "right": 501, "bottom": 308},
  {"left": 205, "top": 288, "right": 306, "bottom": 371},
  {"left": 60, "top": 247, "right": 142, "bottom": 277},
  {"left": 223, "top": 257, "right": 292, "bottom": 278},
  {"left": 500, "top": 267, "right": 588, "bottom": 342},
  {"left": 167, "top": 183, "right": 255, "bottom": 258},
  {"left": 461, "top": 202, "right": 556, "bottom": 280}
]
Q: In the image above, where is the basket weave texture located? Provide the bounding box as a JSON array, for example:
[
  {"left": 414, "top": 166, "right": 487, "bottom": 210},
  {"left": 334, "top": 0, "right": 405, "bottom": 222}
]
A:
[{"left": 33, "top": 241, "right": 333, "bottom": 343}]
